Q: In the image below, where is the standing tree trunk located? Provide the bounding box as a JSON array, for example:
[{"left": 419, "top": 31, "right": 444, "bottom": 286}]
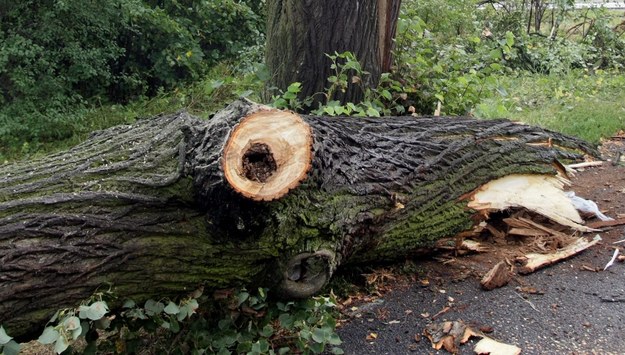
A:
[
  {"left": 0, "top": 99, "right": 595, "bottom": 338},
  {"left": 265, "top": 0, "right": 402, "bottom": 106}
]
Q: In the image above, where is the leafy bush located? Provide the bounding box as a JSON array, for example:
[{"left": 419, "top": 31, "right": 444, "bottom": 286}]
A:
[
  {"left": 393, "top": 1, "right": 513, "bottom": 115},
  {"left": 271, "top": 52, "right": 407, "bottom": 117},
  {"left": 0, "top": 0, "right": 264, "bottom": 150}
]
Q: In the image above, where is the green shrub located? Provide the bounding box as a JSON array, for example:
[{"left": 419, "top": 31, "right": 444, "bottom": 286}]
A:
[
  {"left": 393, "top": 1, "right": 512, "bottom": 115},
  {"left": 0, "top": 0, "right": 264, "bottom": 151}
]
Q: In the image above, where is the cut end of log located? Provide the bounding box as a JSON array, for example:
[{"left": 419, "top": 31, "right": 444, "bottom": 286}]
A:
[{"left": 222, "top": 109, "right": 313, "bottom": 201}]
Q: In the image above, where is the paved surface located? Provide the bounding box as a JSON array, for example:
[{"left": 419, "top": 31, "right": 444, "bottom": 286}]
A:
[
  {"left": 337, "top": 163, "right": 625, "bottom": 354},
  {"left": 338, "top": 250, "right": 625, "bottom": 354}
]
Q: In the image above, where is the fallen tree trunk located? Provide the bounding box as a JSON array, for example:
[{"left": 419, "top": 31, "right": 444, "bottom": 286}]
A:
[{"left": 0, "top": 99, "right": 596, "bottom": 337}]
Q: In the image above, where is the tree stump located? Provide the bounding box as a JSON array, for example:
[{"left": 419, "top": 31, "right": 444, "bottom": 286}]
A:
[{"left": 0, "top": 99, "right": 596, "bottom": 338}]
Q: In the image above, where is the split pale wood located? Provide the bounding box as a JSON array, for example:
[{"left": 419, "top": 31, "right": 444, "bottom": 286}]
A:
[
  {"left": 517, "top": 235, "right": 602, "bottom": 274},
  {"left": 566, "top": 161, "right": 604, "bottom": 169},
  {"left": 467, "top": 174, "right": 592, "bottom": 232}
]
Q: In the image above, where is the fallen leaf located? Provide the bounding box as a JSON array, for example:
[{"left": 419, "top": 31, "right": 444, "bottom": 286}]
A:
[
  {"left": 479, "top": 325, "right": 494, "bottom": 334},
  {"left": 424, "top": 320, "right": 482, "bottom": 354},
  {"left": 366, "top": 332, "right": 378, "bottom": 341}
]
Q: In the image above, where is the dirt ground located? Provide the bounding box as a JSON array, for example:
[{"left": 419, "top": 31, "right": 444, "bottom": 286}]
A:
[{"left": 336, "top": 135, "right": 625, "bottom": 354}]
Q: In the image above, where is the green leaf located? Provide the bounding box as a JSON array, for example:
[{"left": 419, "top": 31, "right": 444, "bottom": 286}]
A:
[
  {"left": 312, "top": 328, "right": 326, "bottom": 343},
  {"left": 0, "top": 326, "right": 12, "bottom": 345},
  {"left": 54, "top": 335, "right": 69, "bottom": 354},
  {"left": 251, "top": 341, "right": 262, "bottom": 353},
  {"left": 299, "top": 329, "right": 311, "bottom": 341},
  {"left": 71, "top": 326, "right": 82, "bottom": 341},
  {"left": 237, "top": 291, "right": 250, "bottom": 307},
  {"left": 489, "top": 48, "right": 502, "bottom": 60},
  {"left": 187, "top": 299, "right": 199, "bottom": 313},
  {"left": 78, "top": 305, "right": 90, "bottom": 319},
  {"left": 328, "top": 333, "right": 342, "bottom": 346},
  {"left": 38, "top": 327, "right": 59, "bottom": 345},
  {"left": 164, "top": 302, "right": 180, "bottom": 315},
  {"left": 331, "top": 347, "right": 345, "bottom": 354},
  {"left": 176, "top": 305, "right": 189, "bottom": 322},
  {"left": 323, "top": 106, "right": 336, "bottom": 116},
  {"left": 169, "top": 318, "right": 180, "bottom": 333},
  {"left": 259, "top": 324, "right": 274, "bottom": 338},
  {"left": 287, "top": 82, "right": 301, "bottom": 93},
  {"left": 86, "top": 301, "right": 108, "bottom": 320},
  {"left": 144, "top": 299, "right": 164, "bottom": 316},
  {"left": 123, "top": 300, "right": 136, "bottom": 309},
  {"left": 309, "top": 340, "right": 324, "bottom": 354},
  {"left": 381, "top": 90, "right": 392, "bottom": 101},
  {"left": 366, "top": 107, "right": 380, "bottom": 117},
  {"left": 63, "top": 316, "right": 80, "bottom": 331},
  {"left": 505, "top": 31, "right": 515, "bottom": 47},
  {"left": 3, "top": 339, "right": 20, "bottom": 355}
]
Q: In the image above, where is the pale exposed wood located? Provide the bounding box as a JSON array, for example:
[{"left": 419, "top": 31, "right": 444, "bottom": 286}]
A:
[
  {"left": 504, "top": 216, "right": 574, "bottom": 239},
  {"left": 222, "top": 109, "right": 313, "bottom": 201},
  {"left": 566, "top": 161, "right": 604, "bottom": 169},
  {"left": 467, "top": 174, "right": 593, "bottom": 232},
  {"left": 474, "top": 336, "right": 522, "bottom": 355},
  {"left": 517, "top": 235, "right": 602, "bottom": 274},
  {"left": 508, "top": 227, "right": 549, "bottom": 237},
  {"left": 481, "top": 261, "right": 511, "bottom": 290}
]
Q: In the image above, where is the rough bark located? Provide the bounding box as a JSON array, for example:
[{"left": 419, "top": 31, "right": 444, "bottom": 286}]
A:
[
  {"left": 0, "top": 99, "right": 595, "bottom": 338},
  {"left": 265, "top": 0, "right": 402, "bottom": 105}
]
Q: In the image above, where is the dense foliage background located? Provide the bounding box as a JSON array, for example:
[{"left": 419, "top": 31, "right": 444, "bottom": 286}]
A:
[{"left": 0, "top": 0, "right": 263, "bottom": 151}]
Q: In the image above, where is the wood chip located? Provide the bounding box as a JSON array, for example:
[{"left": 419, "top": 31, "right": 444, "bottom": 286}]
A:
[
  {"left": 481, "top": 261, "right": 511, "bottom": 290},
  {"left": 504, "top": 216, "right": 573, "bottom": 239},
  {"left": 518, "top": 235, "right": 602, "bottom": 274},
  {"left": 566, "top": 161, "right": 603, "bottom": 169},
  {"left": 474, "top": 336, "right": 521, "bottom": 355},
  {"left": 587, "top": 217, "right": 625, "bottom": 229}
]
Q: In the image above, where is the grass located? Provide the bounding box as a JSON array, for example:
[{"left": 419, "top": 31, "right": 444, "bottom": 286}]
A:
[{"left": 474, "top": 69, "right": 625, "bottom": 143}]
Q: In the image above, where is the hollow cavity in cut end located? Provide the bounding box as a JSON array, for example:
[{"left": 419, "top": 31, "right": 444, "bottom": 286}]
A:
[
  {"left": 242, "top": 143, "right": 277, "bottom": 183},
  {"left": 222, "top": 109, "right": 313, "bottom": 201}
]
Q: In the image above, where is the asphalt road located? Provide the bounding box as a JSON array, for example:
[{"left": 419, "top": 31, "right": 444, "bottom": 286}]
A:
[{"left": 337, "top": 249, "right": 625, "bottom": 354}]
